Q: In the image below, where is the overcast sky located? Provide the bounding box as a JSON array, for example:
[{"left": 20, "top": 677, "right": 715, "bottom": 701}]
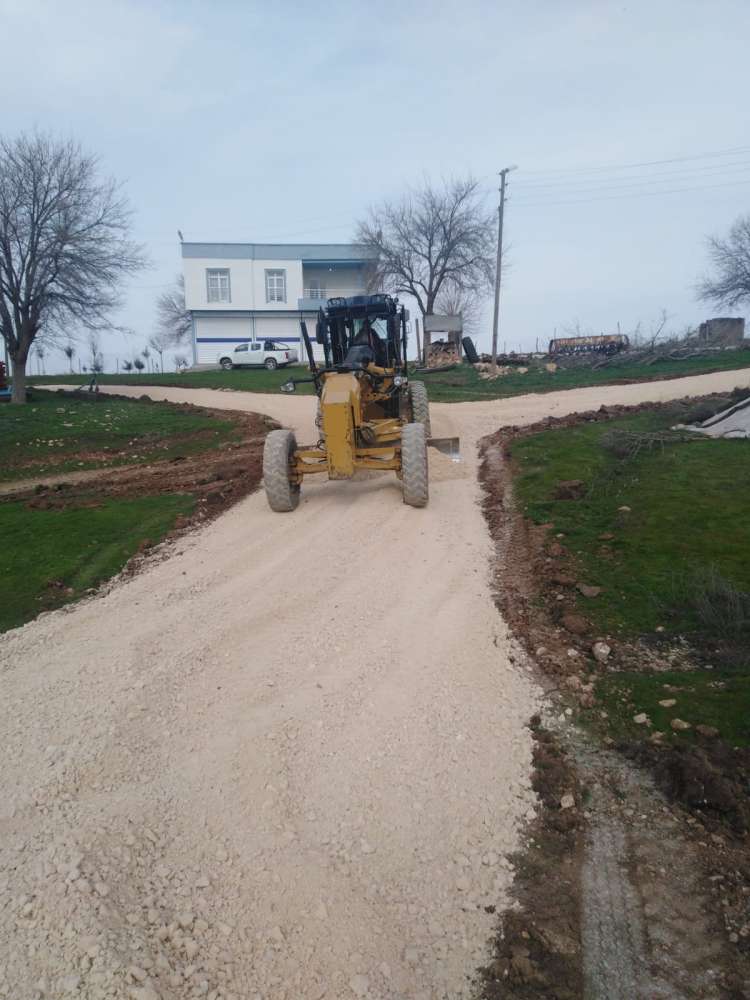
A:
[{"left": 2, "top": 0, "right": 749, "bottom": 370}]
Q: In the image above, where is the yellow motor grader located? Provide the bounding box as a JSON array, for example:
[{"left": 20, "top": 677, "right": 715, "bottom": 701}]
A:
[{"left": 263, "top": 294, "right": 445, "bottom": 512}]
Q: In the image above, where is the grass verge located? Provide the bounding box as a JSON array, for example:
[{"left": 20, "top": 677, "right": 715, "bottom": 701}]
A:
[
  {"left": 505, "top": 392, "right": 750, "bottom": 797},
  {"left": 30, "top": 366, "right": 316, "bottom": 395},
  {"left": 511, "top": 400, "right": 750, "bottom": 641},
  {"left": 0, "top": 389, "right": 239, "bottom": 483},
  {"left": 0, "top": 494, "right": 194, "bottom": 632}
]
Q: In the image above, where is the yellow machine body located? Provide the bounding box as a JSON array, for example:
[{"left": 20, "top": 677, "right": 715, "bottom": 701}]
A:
[{"left": 292, "top": 366, "right": 404, "bottom": 483}]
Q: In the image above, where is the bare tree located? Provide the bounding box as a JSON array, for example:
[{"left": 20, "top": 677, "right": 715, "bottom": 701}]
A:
[
  {"left": 148, "top": 333, "right": 171, "bottom": 373},
  {"left": 435, "top": 280, "right": 482, "bottom": 337},
  {"left": 87, "top": 331, "right": 104, "bottom": 373},
  {"left": 356, "top": 176, "right": 495, "bottom": 320},
  {"left": 156, "top": 274, "right": 191, "bottom": 345},
  {"left": 133, "top": 357, "right": 145, "bottom": 373},
  {"left": 0, "top": 132, "right": 147, "bottom": 403},
  {"left": 122, "top": 359, "right": 133, "bottom": 372},
  {"left": 698, "top": 214, "right": 750, "bottom": 308},
  {"left": 141, "top": 345, "right": 152, "bottom": 372},
  {"left": 173, "top": 353, "right": 189, "bottom": 371},
  {"left": 63, "top": 340, "right": 75, "bottom": 373}
]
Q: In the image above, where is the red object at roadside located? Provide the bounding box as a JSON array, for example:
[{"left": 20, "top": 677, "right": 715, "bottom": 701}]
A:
[{"left": 0, "top": 361, "right": 6, "bottom": 390}]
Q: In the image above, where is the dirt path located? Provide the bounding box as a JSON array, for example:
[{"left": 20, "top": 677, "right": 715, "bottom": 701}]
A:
[{"left": 3, "top": 368, "right": 748, "bottom": 1000}]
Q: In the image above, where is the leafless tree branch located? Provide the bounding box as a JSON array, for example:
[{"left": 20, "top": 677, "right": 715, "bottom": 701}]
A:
[
  {"left": 0, "top": 131, "right": 147, "bottom": 401},
  {"left": 155, "top": 273, "right": 191, "bottom": 345},
  {"left": 698, "top": 214, "right": 750, "bottom": 309},
  {"left": 355, "top": 176, "right": 495, "bottom": 319}
]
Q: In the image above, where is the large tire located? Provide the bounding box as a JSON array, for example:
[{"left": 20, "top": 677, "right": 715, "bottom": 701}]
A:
[
  {"left": 401, "top": 422, "right": 428, "bottom": 508},
  {"left": 265, "top": 357, "right": 278, "bottom": 370},
  {"left": 462, "top": 336, "right": 479, "bottom": 364},
  {"left": 263, "top": 429, "right": 300, "bottom": 512},
  {"left": 408, "top": 381, "right": 431, "bottom": 436},
  {"left": 219, "top": 357, "right": 233, "bottom": 370}
]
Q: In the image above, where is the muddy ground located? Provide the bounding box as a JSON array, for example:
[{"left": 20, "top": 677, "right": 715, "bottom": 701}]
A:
[{"left": 477, "top": 394, "right": 750, "bottom": 999}]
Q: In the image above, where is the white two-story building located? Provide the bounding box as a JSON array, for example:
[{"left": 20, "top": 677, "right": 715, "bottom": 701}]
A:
[{"left": 181, "top": 241, "right": 378, "bottom": 365}]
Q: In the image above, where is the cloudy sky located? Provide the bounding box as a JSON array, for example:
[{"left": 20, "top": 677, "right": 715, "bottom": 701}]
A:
[{"left": 2, "top": 0, "right": 749, "bottom": 370}]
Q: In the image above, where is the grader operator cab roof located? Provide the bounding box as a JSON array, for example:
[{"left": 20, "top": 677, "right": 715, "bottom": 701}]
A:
[
  {"left": 324, "top": 293, "right": 398, "bottom": 319},
  {"left": 315, "top": 293, "right": 407, "bottom": 372}
]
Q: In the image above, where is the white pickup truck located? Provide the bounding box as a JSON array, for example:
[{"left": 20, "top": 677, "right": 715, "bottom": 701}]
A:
[{"left": 219, "top": 340, "right": 298, "bottom": 371}]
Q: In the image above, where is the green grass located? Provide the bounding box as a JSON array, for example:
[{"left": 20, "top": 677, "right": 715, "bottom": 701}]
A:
[
  {"left": 420, "top": 350, "right": 750, "bottom": 401},
  {"left": 511, "top": 402, "right": 750, "bottom": 639},
  {"left": 512, "top": 401, "right": 750, "bottom": 751},
  {"left": 0, "top": 389, "right": 238, "bottom": 483},
  {"left": 0, "top": 495, "right": 194, "bottom": 632},
  {"left": 29, "top": 349, "right": 750, "bottom": 402},
  {"left": 31, "top": 365, "right": 316, "bottom": 395},
  {"left": 594, "top": 669, "right": 750, "bottom": 746}
]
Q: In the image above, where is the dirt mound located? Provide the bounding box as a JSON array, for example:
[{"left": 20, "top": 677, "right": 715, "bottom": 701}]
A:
[{"left": 622, "top": 736, "right": 750, "bottom": 834}]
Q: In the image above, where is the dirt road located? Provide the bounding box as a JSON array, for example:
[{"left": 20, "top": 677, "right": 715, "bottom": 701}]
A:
[{"left": 4, "top": 368, "right": 749, "bottom": 1000}]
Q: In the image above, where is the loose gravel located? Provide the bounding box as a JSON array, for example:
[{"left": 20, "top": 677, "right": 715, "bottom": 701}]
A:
[{"left": 3, "top": 366, "right": 748, "bottom": 1000}]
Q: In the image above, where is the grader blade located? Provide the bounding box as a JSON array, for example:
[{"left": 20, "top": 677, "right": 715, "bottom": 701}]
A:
[{"left": 427, "top": 436, "right": 461, "bottom": 462}]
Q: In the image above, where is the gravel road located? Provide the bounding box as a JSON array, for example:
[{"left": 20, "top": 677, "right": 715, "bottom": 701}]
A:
[{"left": 4, "top": 367, "right": 749, "bottom": 1000}]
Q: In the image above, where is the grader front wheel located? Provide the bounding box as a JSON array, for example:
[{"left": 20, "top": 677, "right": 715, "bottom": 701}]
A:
[
  {"left": 263, "top": 429, "right": 300, "bottom": 512},
  {"left": 401, "top": 422, "right": 429, "bottom": 508},
  {"left": 408, "top": 381, "right": 431, "bottom": 436}
]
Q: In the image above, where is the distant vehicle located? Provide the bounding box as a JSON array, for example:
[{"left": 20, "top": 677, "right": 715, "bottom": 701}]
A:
[
  {"left": 548, "top": 333, "right": 630, "bottom": 357},
  {"left": 218, "top": 340, "right": 299, "bottom": 371}
]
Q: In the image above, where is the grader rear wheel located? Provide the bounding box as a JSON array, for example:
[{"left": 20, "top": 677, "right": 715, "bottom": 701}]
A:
[
  {"left": 263, "top": 429, "right": 300, "bottom": 512},
  {"left": 408, "top": 381, "right": 431, "bottom": 436},
  {"left": 401, "top": 422, "right": 428, "bottom": 508}
]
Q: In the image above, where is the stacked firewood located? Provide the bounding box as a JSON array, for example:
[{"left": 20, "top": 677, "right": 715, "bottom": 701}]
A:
[{"left": 425, "top": 340, "right": 460, "bottom": 367}]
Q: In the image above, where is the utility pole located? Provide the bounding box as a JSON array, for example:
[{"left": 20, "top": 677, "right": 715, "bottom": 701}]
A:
[{"left": 491, "top": 164, "right": 517, "bottom": 373}]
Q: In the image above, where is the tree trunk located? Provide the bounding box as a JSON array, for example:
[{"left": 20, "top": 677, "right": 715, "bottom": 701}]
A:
[{"left": 11, "top": 356, "right": 26, "bottom": 404}]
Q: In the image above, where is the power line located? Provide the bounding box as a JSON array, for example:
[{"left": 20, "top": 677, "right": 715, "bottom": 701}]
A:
[
  {"left": 512, "top": 175, "right": 750, "bottom": 208},
  {"left": 515, "top": 159, "right": 750, "bottom": 193},
  {"left": 516, "top": 144, "right": 750, "bottom": 178}
]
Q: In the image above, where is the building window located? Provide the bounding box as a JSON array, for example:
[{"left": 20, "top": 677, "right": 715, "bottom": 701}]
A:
[
  {"left": 206, "top": 268, "right": 231, "bottom": 303},
  {"left": 265, "top": 269, "right": 286, "bottom": 303}
]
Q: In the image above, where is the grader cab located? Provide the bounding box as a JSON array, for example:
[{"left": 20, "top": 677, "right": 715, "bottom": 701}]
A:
[{"left": 262, "top": 294, "right": 434, "bottom": 512}]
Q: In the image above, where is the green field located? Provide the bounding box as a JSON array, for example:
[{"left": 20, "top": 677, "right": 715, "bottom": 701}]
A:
[
  {"left": 0, "top": 495, "right": 194, "bottom": 633},
  {"left": 0, "top": 390, "right": 239, "bottom": 632},
  {"left": 31, "top": 366, "right": 317, "bottom": 395},
  {"left": 594, "top": 668, "right": 750, "bottom": 747},
  {"left": 0, "top": 389, "right": 238, "bottom": 483},
  {"left": 29, "top": 348, "right": 750, "bottom": 402},
  {"left": 513, "top": 402, "right": 750, "bottom": 638},
  {"left": 511, "top": 396, "right": 750, "bottom": 745}
]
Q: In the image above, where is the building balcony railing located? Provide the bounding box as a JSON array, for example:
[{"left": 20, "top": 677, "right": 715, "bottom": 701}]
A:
[{"left": 297, "top": 287, "right": 364, "bottom": 311}]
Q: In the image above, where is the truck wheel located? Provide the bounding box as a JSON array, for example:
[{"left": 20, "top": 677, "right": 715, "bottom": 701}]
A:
[
  {"left": 408, "top": 381, "right": 431, "bottom": 436},
  {"left": 401, "top": 422, "right": 428, "bottom": 508},
  {"left": 263, "top": 429, "right": 300, "bottom": 512},
  {"left": 220, "top": 357, "right": 233, "bottom": 370},
  {"left": 265, "top": 357, "right": 278, "bottom": 370}
]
